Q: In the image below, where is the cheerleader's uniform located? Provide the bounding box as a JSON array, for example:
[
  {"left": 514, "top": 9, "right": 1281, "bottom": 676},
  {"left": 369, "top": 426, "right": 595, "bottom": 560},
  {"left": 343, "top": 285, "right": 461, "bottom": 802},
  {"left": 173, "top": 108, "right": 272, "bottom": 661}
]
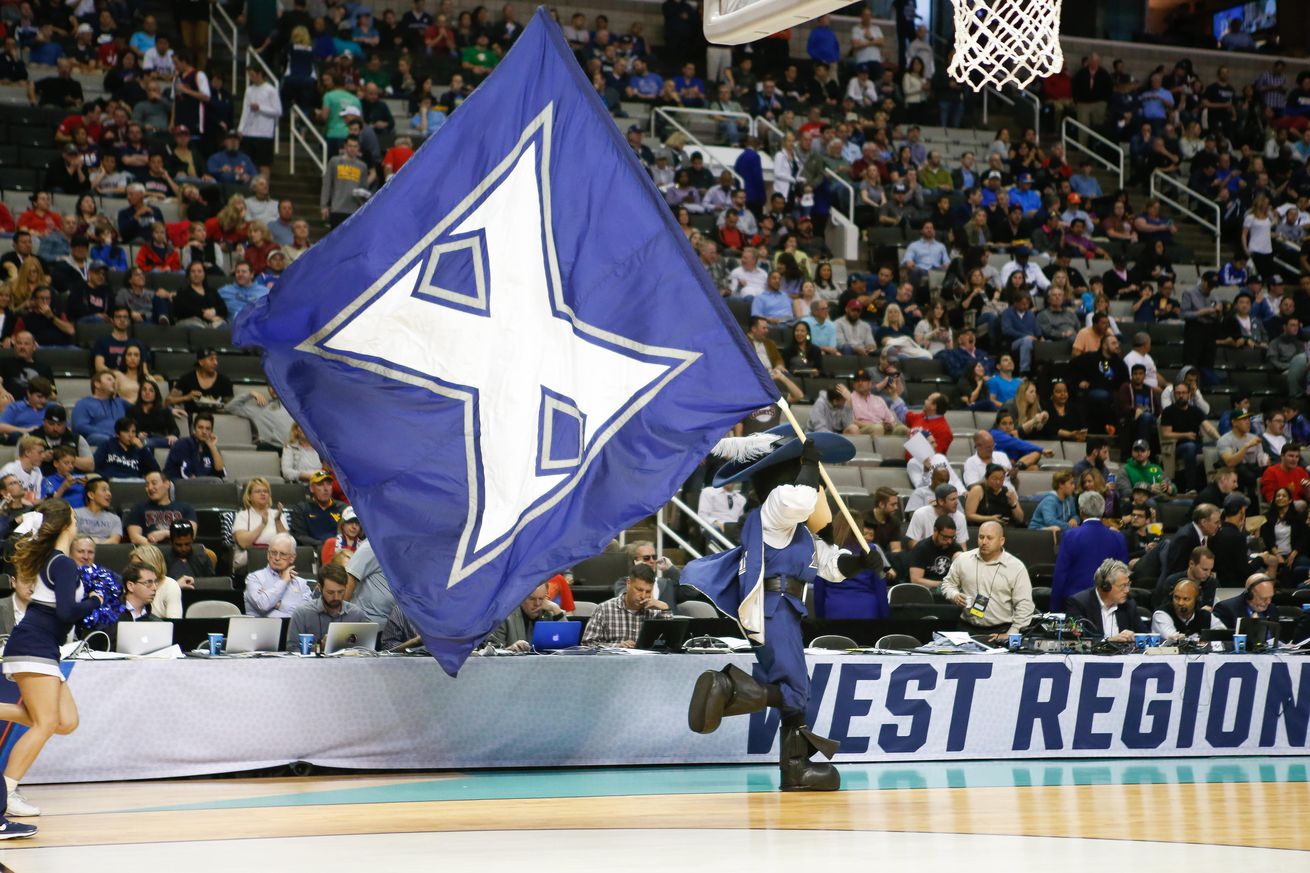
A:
[{"left": 2, "top": 553, "right": 97, "bottom": 681}]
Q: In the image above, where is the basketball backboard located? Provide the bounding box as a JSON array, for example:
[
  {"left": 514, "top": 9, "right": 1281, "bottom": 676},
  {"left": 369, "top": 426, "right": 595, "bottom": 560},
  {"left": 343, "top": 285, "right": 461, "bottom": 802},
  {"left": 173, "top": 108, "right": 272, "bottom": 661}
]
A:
[{"left": 702, "top": 0, "right": 855, "bottom": 45}]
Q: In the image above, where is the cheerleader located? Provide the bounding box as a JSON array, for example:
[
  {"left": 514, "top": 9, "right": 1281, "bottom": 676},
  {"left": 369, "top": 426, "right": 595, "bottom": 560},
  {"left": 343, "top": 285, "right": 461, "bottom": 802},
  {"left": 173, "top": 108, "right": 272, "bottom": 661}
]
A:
[{"left": 0, "top": 499, "right": 102, "bottom": 827}]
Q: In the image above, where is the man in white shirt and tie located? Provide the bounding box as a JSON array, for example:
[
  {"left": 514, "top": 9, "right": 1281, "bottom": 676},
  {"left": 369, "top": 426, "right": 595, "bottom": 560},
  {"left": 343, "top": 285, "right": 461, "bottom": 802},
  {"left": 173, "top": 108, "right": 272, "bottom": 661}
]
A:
[{"left": 698, "top": 482, "right": 746, "bottom": 531}]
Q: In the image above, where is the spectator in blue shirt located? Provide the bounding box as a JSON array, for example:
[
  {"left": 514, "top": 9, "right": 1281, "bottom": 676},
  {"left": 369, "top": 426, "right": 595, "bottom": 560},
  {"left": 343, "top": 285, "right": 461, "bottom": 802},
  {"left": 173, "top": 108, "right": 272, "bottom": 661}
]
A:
[
  {"left": 1070, "top": 161, "right": 1104, "bottom": 198},
  {"left": 206, "top": 132, "right": 258, "bottom": 185},
  {"left": 671, "top": 62, "right": 705, "bottom": 108},
  {"left": 163, "top": 412, "right": 225, "bottom": 480},
  {"left": 0, "top": 378, "right": 54, "bottom": 443},
  {"left": 806, "top": 15, "right": 841, "bottom": 67},
  {"left": 129, "top": 16, "right": 158, "bottom": 54},
  {"left": 987, "top": 354, "right": 1022, "bottom": 406},
  {"left": 1008, "top": 172, "right": 1041, "bottom": 215},
  {"left": 1031, "top": 472, "right": 1080, "bottom": 530},
  {"left": 1000, "top": 293, "right": 1041, "bottom": 374},
  {"left": 219, "top": 262, "right": 271, "bottom": 320},
  {"left": 751, "top": 272, "right": 794, "bottom": 324},
  {"left": 625, "top": 58, "right": 661, "bottom": 102},
  {"left": 1139, "top": 72, "right": 1175, "bottom": 128},
  {"left": 1219, "top": 253, "right": 1250, "bottom": 287},
  {"left": 40, "top": 444, "right": 86, "bottom": 508},
  {"left": 991, "top": 410, "right": 1048, "bottom": 470},
  {"left": 901, "top": 222, "right": 950, "bottom": 287},
  {"left": 72, "top": 370, "right": 130, "bottom": 446}
]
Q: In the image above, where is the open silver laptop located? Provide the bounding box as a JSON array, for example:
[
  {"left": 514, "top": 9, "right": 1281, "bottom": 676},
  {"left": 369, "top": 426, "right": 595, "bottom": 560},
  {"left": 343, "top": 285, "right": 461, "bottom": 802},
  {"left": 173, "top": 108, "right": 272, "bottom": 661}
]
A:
[
  {"left": 323, "top": 622, "right": 379, "bottom": 655},
  {"left": 225, "top": 617, "right": 282, "bottom": 653},
  {"left": 115, "top": 621, "right": 174, "bottom": 655}
]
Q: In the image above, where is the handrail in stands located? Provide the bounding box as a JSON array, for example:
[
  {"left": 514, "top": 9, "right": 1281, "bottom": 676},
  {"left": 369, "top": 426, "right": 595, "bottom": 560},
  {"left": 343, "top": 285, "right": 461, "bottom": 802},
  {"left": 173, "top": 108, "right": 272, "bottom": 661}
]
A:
[
  {"left": 289, "top": 105, "right": 327, "bottom": 175},
  {"left": 668, "top": 494, "right": 736, "bottom": 551},
  {"left": 1149, "top": 171, "right": 1221, "bottom": 270},
  {"left": 982, "top": 86, "right": 1042, "bottom": 144},
  {"left": 650, "top": 107, "right": 745, "bottom": 188},
  {"left": 1061, "top": 117, "right": 1125, "bottom": 191},
  {"left": 755, "top": 114, "right": 857, "bottom": 233},
  {"left": 208, "top": 2, "right": 241, "bottom": 95}
]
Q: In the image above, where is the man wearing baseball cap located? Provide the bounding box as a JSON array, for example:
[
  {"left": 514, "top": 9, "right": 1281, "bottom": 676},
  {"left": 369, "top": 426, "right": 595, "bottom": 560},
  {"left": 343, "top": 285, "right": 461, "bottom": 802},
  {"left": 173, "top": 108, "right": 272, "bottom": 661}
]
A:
[
  {"left": 1123, "top": 438, "right": 1173, "bottom": 497},
  {"left": 290, "top": 470, "right": 348, "bottom": 548},
  {"left": 67, "top": 259, "right": 113, "bottom": 322}
]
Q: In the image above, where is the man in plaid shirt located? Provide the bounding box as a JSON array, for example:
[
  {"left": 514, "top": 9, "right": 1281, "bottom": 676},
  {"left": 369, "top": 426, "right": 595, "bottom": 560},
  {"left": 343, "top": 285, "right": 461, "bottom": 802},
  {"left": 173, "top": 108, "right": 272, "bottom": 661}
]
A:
[{"left": 581, "top": 564, "right": 670, "bottom": 647}]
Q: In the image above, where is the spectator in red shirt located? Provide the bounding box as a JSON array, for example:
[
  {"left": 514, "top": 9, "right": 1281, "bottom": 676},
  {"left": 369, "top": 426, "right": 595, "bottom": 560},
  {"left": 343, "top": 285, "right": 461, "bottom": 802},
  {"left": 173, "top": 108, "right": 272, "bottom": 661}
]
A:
[
  {"left": 717, "top": 210, "right": 747, "bottom": 256},
  {"left": 17, "top": 191, "right": 61, "bottom": 237},
  {"left": 546, "top": 572, "right": 576, "bottom": 613},
  {"left": 0, "top": 202, "right": 13, "bottom": 234},
  {"left": 905, "top": 392, "right": 953, "bottom": 454},
  {"left": 1260, "top": 443, "right": 1310, "bottom": 504},
  {"left": 135, "top": 222, "right": 181, "bottom": 272},
  {"left": 1042, "top": 65, "right": 1074, "bottom": 123},
  {"left": 55, "top": 103, "right": 104, "bottom": 144},
  {"left": 381, "top": 134, "right": 415, "bottom": 179}
]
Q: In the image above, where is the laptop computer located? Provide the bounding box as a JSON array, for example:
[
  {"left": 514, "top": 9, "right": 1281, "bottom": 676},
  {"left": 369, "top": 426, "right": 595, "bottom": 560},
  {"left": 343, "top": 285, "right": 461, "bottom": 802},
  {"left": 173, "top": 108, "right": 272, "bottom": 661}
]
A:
[
  {"left": 636, "top": 618, "right": 692, "bottom": 652},
  {"left": 323, "top": 621, "right": 380, "bottom": 654},
  {"left": 1236, "top": 617, "right": 1280, "bottom": 652},
  {"left": 115, "top": 621, "right": 174, "bottom": 656},
  {"left": 530, "top": 620, "right": 582, "bottom": 651},
  {"left": 225, "top": 617, "right": 282, "bottom": 654}
]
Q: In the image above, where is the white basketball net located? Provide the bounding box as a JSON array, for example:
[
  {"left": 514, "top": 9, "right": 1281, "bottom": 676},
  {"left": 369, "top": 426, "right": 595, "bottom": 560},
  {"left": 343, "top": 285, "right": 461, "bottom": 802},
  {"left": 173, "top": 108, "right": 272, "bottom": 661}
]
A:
[{"left": 948, "top": 0, "right": 1064, "bottom": 92}]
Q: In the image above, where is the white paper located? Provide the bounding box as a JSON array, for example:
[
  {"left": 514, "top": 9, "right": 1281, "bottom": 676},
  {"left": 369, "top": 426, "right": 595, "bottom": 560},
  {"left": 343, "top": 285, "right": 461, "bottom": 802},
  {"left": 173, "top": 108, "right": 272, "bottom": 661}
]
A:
[{"left": 903, "top": 431, "right": 934, "bottom": 463}]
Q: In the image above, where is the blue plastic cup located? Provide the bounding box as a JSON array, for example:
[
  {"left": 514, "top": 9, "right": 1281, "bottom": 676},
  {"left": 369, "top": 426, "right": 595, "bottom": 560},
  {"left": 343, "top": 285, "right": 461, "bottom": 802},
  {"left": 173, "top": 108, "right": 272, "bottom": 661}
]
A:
[
  {"left": 1233, "top": 634, "right": 1247, "bottom": 654},
  {"left": 1008, "top": 633, "right": 1022, "bottom": 651},
  {"left": 207, "top": 633, "right": 224, "bottom": 656},
  {"left": 1134, "top": 633, "right": 1150, "bottom": 651},
  {"left": 298, "top": 634, "right": 315, "bottom": 655},
  {"left": 1149, "top": 633, "right": 1162, "bottom": 647}
]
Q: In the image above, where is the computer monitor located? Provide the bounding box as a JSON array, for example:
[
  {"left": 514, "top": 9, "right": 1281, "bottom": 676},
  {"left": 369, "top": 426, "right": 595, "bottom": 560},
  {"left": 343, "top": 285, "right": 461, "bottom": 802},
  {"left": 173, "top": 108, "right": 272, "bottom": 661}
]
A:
[{"left": 1236, "top": 617, "right": 1280, "bottom": 652}]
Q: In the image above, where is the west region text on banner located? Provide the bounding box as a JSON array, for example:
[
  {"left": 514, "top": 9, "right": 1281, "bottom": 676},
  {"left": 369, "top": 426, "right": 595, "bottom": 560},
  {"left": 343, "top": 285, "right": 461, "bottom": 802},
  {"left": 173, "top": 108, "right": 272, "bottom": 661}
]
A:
[{"left": 233, "top": 8, "right": 778, "bottom": 674}]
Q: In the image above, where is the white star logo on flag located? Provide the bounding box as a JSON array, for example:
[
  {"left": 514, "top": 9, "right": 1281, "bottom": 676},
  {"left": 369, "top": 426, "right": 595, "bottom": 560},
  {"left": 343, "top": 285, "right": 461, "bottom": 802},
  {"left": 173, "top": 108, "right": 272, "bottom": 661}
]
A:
[{"left": 299, "top": 105, "right": 699, "bottom": 586}]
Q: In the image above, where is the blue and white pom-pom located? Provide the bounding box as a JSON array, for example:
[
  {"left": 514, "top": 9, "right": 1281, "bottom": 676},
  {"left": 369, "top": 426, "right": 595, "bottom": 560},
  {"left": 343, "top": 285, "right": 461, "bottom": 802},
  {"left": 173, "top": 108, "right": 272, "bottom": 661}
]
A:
[{"left": 79, "top": 563, "right": 125, "bottom": 631}]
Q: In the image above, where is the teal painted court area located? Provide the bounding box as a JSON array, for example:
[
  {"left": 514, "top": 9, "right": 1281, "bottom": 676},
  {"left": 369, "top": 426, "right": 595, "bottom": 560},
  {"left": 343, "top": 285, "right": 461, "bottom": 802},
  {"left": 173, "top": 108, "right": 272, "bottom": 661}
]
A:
[{"left": 142, "top": 757, "right": 1310, "bottom": 813}]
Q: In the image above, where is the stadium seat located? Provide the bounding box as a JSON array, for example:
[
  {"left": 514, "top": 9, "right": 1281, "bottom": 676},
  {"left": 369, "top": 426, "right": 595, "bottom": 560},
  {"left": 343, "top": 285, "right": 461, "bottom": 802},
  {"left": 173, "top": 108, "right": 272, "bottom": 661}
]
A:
[
  {"left": 192, "top": 576, "right": 235, "bottom": 590},
  {"left": 888, "top": 583, "right": 933, "bottom": 605},
  {"left": 134, "top": 324, "right": 192, "bottom": 352},
  {"left": 93, "top": 543, "right": 137, "bottom": 572},
  {"left": 571, "top": 601, "right": 598, "bottom": 617},
  {"left": 35, "top": 348, "right": 92, "bottom": 379},
  {"left": 222, "top": 451, "right": 282, "bottom": 480},
  {"left": 569, "top": 552, "right": 631, "bottom": 587},
  {"left": 185, "top": 600, "right": 241, "bottom": 619},
  {"left": 676, "top": 601, "right": 718, "bottom": 618},
  {"left": 211, "top": 415, "right": 255, "bottom": 448},
  {"left": 809, "top": 634, "right": 857, "bottom": 650},
  {"left": 875, "top": 633, "right": 921, "bottom": 650},
  {"left": 174, "top": 480, "right": 241, "bottom": 507}
]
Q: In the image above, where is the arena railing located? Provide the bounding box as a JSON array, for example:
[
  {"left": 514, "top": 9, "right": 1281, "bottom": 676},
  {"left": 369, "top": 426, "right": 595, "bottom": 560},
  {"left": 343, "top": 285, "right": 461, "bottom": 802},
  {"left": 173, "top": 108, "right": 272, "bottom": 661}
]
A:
[
  {"left": 981, "top": 86, "right": 1042, "bottom": 144},
  {"left": 754, "top": 115, "right": 858, "bottom": 260},
  {"left": 289, "top": 104, "right": 327, "bottom": 174},
  {"left": 1150, "top": 170, "right": 1221, "bottom": 270},
  {"left": 650, "top": 106, "right": 747, "bottom": 188},
  {"left": 1061, "top": 116, "right": 1125, "bottom": 191},
  {"left": 207, "top": 2, "right": 242, "bottom": 96},
  {"left": 656, "top": 494, "right": 736, "bottom": 561}
]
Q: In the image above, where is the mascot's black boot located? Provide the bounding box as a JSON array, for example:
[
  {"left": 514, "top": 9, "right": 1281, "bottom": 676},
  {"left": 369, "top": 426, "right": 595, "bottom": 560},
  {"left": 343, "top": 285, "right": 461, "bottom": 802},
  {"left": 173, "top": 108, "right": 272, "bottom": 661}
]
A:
[
  {"left": 688, "top": 664, "right": 769, "bottom": 734},
  {"left": 779, "top": 714, "right": 841, "bottom": 791}
]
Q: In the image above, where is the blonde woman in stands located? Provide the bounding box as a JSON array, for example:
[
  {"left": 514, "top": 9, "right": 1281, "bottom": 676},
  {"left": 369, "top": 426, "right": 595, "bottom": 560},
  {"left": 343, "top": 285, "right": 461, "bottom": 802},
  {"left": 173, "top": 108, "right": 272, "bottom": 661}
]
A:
[
  {"left": 281, "top": 423, "right": 322, "bottom": 484},
  {"left": 1008, "top": 380, "right": 1050, "bottom": 439},
  {"left": 126, "top": 544, "right": 185, "bottom": 618},
  {"left": 9, "top": 258, "right": 49, "bottom": 310},
  {"left": 231, "top": 476, "right": 286, "bottom": 574}
]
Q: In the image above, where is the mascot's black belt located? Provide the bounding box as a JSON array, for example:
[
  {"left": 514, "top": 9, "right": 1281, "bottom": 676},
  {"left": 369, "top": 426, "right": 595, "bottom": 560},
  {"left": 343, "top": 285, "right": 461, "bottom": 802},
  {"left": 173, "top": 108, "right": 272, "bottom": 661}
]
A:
[{"left": 763, "top": 576, "right": 806, "bottom": 598}]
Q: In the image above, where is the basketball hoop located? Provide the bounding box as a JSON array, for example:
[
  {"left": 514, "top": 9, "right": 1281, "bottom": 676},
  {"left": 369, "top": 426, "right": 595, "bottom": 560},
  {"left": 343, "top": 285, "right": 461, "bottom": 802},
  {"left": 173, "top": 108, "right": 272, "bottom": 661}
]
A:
[
  {"left": 948, "top": 0, "right": 1065, "bottom": 92},
  {"left": 703, "top": 0, "right": 852, "bottom": 46}
]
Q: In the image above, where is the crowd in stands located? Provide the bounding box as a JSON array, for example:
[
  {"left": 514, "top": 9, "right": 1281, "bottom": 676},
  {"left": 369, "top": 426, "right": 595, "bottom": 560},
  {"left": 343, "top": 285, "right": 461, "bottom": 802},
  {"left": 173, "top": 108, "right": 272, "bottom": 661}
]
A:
[{"left": 4, "top": 1, "right": 1310, "bottom": 646}]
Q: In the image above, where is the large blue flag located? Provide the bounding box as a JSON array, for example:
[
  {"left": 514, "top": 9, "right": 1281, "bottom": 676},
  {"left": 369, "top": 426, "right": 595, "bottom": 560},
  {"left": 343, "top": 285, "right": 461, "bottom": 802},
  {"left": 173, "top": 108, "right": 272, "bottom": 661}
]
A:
[{"left": 235, "top": 7, "right": 778, "bottom": 673}]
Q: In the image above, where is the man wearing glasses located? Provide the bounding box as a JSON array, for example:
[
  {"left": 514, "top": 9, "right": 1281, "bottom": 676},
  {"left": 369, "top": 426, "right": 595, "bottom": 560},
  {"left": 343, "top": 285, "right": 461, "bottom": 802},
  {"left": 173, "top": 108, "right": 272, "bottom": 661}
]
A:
[
  {"left": 244, "top": 533, "right": 311, "bottom": 618},
  {"left": 611, "top": 539, "right": 681, "bottom": 612},
  {"left": 119, "top": 565, "right": 162, "bottom": 622}
]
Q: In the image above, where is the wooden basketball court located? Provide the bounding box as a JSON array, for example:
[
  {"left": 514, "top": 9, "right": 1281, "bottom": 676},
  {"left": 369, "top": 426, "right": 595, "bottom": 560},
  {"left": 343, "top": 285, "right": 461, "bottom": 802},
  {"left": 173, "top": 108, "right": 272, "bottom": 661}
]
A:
[{"left": 0, "top": 758, "right": 1304, "bottom": 870}]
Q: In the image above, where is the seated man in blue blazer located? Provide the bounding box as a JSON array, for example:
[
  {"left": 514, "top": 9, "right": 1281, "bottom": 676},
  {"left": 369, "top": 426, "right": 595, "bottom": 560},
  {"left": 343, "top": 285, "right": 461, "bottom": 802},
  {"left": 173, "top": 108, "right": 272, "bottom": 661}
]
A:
[
  {"left": 1213, "top": 574, "right": 1280, "bottom": 642},
  {"left": 1065, "top": 558, "right": 1141, "bottom": 642}
]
